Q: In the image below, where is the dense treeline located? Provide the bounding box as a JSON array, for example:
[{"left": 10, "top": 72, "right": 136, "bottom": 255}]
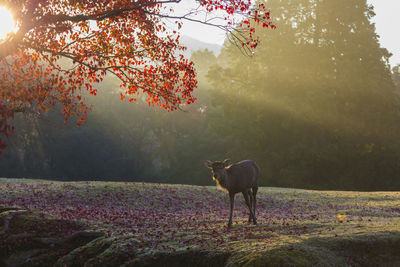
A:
[
  {"left": 206, "top": 0, "right": 400, "bottom": 190},
  {"left": 1, "top": 0, "right": 400, "bottom": 190},
  {"left": 0, "top": 72, "right": 228, "bottom": 185}
]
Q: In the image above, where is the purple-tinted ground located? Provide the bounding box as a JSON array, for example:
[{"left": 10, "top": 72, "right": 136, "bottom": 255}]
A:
[{"left": 1, "top": 178, "right": 400, "bottom": 266}]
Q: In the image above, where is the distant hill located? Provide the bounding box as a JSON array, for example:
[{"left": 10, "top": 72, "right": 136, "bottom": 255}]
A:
[{"left": 179, "top": 35, "right": 222, "bottom": 58}]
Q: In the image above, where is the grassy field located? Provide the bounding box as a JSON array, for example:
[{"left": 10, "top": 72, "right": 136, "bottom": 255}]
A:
[{"left": 1, "top": 178, "right": 400, "bottom": 266}]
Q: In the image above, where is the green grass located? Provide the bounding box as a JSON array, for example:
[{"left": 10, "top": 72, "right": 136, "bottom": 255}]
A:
[{"left": 1, "top": 178, "right": 400, "bottom": 266}]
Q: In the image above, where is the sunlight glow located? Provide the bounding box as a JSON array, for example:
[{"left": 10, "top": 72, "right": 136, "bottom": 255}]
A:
[{"left": 0, "top": 7, "right": 15, "bottom": 40}]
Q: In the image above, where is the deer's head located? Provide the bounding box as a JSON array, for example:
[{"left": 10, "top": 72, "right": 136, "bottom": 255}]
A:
[{"left": 205, "top": 159, "right": 230, "bottom": 181}]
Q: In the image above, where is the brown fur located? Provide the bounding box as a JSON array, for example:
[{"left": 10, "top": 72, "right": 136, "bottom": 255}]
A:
[
  {"left": 205, "top": 159, "right": 260, "bottom": 227},
  {"left": 213, "top": 177, "right": 228, "bottom": 192}
]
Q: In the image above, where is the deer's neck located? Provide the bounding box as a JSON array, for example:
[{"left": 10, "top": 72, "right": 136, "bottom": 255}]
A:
[{"left": 215, "top": 174, "right": 228, "bottom": 191}]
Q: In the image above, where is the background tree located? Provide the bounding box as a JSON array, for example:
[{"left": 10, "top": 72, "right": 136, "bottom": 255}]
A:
[
  {"left": 0, "top": 58, "right": 231, "bottom": 184},
  {"left": 207, "top": 0, "right": 400, "bottom": 190},
  {"left": 3, "top": 0, "right": 400, "bottom": 191},
  {"left": 0, "top": 0, "right": 274, "bottom": 154},
  {"left": 393, "top": 65, "right": 400, "bottom": 91}
]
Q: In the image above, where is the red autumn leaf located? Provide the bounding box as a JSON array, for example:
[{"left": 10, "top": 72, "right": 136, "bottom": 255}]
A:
[{"left": 0, "top": 0, "right": 275, "bottom": 154}]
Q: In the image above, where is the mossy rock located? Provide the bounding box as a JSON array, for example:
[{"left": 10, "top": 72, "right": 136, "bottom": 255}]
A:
[
  {"left": 6, "top": 211, "right": 83, "bottom": 237},
  {"left": 124, "top": 250, "right": 231, "bottom": 267},
  {"left": 54, "top": 236, "right": 112, "bottom": 267},
  {"left": 223, "top": 232, "right": 400, "bottom": 267},
  {"left": 0, "top": 207, "right": 21, "bottom": 213},
  {"left": 10, "top": 249, "right": 60, "bottom": 267},
  {"left": 1, "top": 209, "right": 105, "bottom": 266},
  {"left": 231, "top": 246, "right": 338, "bottom": 267},
  {"left": 316, "top": 232, "right": 400, "bottom": 266}
]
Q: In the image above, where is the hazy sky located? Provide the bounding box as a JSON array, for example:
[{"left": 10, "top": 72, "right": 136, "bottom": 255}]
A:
[
  {"left": 368, "top": 0, "right": 400, "bottom": 67},
  {"left": 178, "top": 1, "right": 400, "bottom": 67}
]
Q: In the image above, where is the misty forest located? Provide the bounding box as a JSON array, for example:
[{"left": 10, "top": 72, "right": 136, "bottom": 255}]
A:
[
  {"left": 2, "top": 0, "right": 400, "bottom": 266},
  {"left": 2, "top": 0, "right": 400, "bottom": 191}
]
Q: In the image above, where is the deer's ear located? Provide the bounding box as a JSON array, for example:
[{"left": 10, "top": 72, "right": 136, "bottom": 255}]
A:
[
  {"left": 205, "top": 160, "right": 213, "bottom": 168},
  {"left": 223, "top": 159, "right": 230, "bottom": 167}
]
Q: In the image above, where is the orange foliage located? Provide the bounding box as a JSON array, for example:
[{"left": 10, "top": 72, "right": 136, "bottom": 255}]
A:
[{"left": 0, "top": 0, "right": 274, "bottom": 154}]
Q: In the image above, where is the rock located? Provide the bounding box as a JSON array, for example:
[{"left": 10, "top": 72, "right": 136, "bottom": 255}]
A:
[
  {"left": 64, "top": 231, "right": 105, "bottom": 245},
  {"left": 5, "top": 249, "right": 44, "bottom": 267},
  {"left": 0, "top": 210, "right": 30, "bottom": 235}
]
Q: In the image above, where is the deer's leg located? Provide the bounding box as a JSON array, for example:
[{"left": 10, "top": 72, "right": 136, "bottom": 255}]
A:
[
  {"left": 228, "top": 192, "right": 235, "bottom": 228},
  {"left": 248, "top": 189, "right": 253, "bottom": 222},
  {"left": 242, "top": 190, "right": 257, "bottom": 225},
  {"left": 252, "top": 186, "right": 258, "bottom": 224}
]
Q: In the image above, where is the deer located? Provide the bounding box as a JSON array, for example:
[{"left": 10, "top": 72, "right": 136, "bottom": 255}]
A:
[{"left": 205, "top": 159, "right": 260, "bottom": 228}]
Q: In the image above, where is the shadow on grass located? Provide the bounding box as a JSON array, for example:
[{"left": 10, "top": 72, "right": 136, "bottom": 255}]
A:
[
  {"left": 232, "top": 231, "right": 400, "bottom": 267},
  {"left": 81, "top": 231, "right": 400, "bottom": 267},
  {"left": 2, "top": 207, "right": 400, "bottom": 266}
]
